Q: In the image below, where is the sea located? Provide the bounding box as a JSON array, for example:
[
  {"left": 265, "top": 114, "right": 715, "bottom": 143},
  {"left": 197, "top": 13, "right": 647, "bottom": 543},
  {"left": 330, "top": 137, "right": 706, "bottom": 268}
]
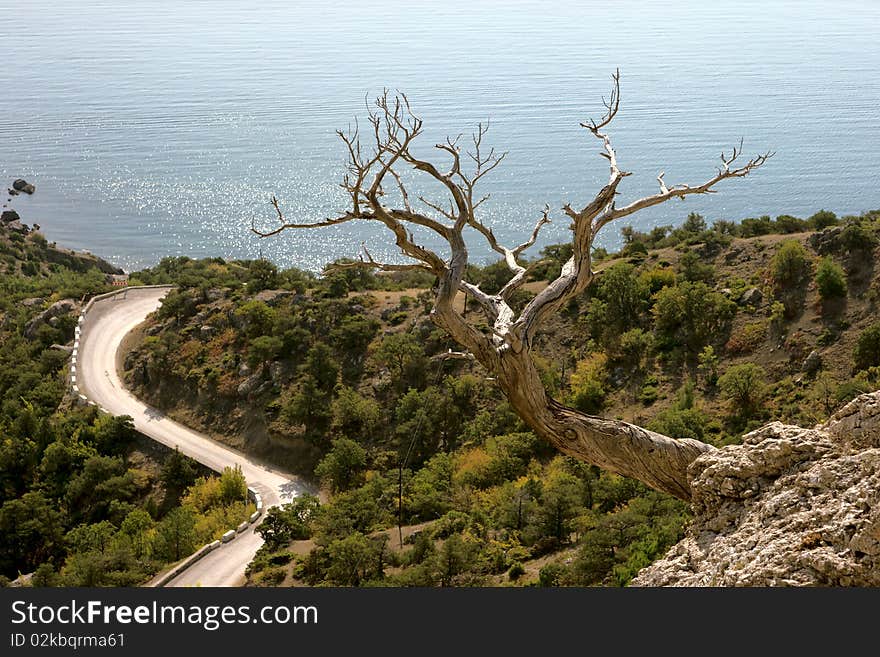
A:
[{"left": 2, "top": 0, "right": 879, "bottom": 273}]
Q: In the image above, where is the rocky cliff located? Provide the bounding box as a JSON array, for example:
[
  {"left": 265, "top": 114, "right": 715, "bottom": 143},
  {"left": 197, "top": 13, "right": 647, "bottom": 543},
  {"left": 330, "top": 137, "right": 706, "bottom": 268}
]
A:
[{"left": 632, "top": 392, "right": 880, "bottom": 586}]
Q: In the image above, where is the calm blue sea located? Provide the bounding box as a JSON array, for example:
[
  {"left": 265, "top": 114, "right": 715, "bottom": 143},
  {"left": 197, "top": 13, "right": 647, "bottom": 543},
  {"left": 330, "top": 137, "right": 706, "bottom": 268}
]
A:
[{"left": 1, "top": 0, "right": 879, "bottom": 272}]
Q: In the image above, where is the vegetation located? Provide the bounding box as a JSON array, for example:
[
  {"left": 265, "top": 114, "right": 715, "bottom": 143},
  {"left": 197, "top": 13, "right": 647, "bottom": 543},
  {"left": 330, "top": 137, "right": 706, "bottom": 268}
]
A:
[
  {"left": 120, "top": 206, "right": 880, "bottom": 586},
  {"left": 816, "top": 257, "right": 847, "bottom": 301},
  {"left": 7, "top": 200, "right": 880, "bottom": 587},
  {"left": 0, "top": 225, "right": 252, "bottom": 586}
]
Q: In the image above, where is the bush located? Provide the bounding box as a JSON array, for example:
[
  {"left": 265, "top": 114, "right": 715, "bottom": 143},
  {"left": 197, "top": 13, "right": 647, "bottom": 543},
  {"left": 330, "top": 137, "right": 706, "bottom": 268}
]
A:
[
  {"left": 697, "top": 346, "right": 719, "bottom": 387},
  {"left": 248, "top": 335, "right": 283, "bottom": 366},
  {"left": 724, "top": 321, "right": 768, "bottom": 355},
  {"left": 815, "top": 257, "right": 847, "bottom": 300},
  {"left": 315, "top": 438, "right": 367, "bottom": 493},
  {"left": 652, "top": 282, "right": 736, "bottom": 356},
  {"left": 718, "top": 363, "right": 767, "bottom": 418},
  {"left": 678, "top": 250, "right": 714, "bottom": 283},
  {"left": 569, "top": 354, "right": 608, "bottom": 413},
  {"left": 853, "top": 323, "right": 880, "bottom": 372},
  {"left": 808, "top": 210, "right": 838, "bottom": 230},
  {"left": 770, "top": 240, "right": 811, "bottom": 290},
  {"left": 839, "top": 220, "right": 877, "bottom": 254},
  {"left": 508, "top": 561, "right": 526, "bottom": 581}
]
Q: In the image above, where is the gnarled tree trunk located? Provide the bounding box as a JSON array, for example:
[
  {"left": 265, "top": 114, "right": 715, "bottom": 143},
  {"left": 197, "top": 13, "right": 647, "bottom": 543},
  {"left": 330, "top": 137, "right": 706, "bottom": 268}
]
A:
[{"left": 254, "top": 71, "right": 771, "bottom": 501}]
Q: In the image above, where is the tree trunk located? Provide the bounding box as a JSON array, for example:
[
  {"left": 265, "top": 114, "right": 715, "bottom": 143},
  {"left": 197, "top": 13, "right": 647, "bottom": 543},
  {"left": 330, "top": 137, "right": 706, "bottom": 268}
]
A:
[{"left": 490, "top": 347, "right": 713, "bottom": 501}]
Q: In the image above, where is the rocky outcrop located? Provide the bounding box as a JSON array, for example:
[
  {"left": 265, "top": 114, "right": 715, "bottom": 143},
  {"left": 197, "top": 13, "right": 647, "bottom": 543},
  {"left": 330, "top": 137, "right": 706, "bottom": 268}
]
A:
[
  {"left": 632, "top": 392, "right": 880, "bottom": 586},
  {"left": 1, "top": 210, "right": 20, "bottom": 223},
  {"left": 24, "top": 299, "right": 76, "bottom": 338},
  {"left": 252, "top": 289, "right": 295, "bottom": 306},
  {"left": 802, "top": 349, "right": 822, "bottom": 375},
  {"left": 738, "top": 287, "right": 763, "bottom": 307}
]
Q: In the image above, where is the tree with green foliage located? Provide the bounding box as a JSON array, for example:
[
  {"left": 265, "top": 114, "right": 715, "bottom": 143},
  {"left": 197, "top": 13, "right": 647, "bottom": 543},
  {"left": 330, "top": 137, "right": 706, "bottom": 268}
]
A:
[
  {"left": 65, "top": 455, "right": 136, "bottom": 524},
  {"left": 568, "top": 354, "right": 608, "bottom": 413},
  {"left": 330, "top": 387, "right": 383, "bottom": 442},
  {"left": 92, "top": 414, "right": 138, "bottom": 455},
  {"left": 585, "top": 262, "right": 648, "bottom": 346},
  {"left": 771, "top": 240, "right": 811, "bottom": 289},
  {"left": 325, "top": 532, "right": 376, "bottom": 585},
  {"left": 808, "top": 209, "right": 838, "bottom": 230},
  {"left": 119, "top": 508, "right": 155, "bottom": 559},
  {"left": 372, "top": 332, "right": 428, "bottom": 391},
  {"left": 155, "top": 506, "right": 197, "bottom": 562},
  {"left": 652, "top": 281, "right": 736, "bottom": 356},
  {"left": 315, "top": 438, "right": 368, "bottom": 492},
  {"left": 678, "top": 249, "right": 715, "bottom": 283},
  {"left": 246, "top": 259, "right": 279, "bottom": 293},
  {"left": 697, "top": 345, "right": 720, "bottom": 387},
  {"left": 538, "top": 468, "right": 584, "bottom": 542},
  {"left": 301, "top": 343, "right": 340, "bottom": 392},
  {"left": 256, "top": 495, "right": 320, "bottom": 549},
  {"left": 438, "top": 534, "right": 475, "bottom": 586},
  {"left": 718, "top": 363, "right": 768, "bottom": 419},
  {"left": 234, "top": 300, "right": 276, "bottom": 338},
  {"left": 248, "top": 335, "right": 283, "bottom": 367},
  {"left": 219, "top": 465, "right": 247, "bottom": 504},
  {"left": 0, "top": 491, "right": 66, "bottom": 578},
  {"left": 160, "top": 448, "right": 198, "bottom": 501}
]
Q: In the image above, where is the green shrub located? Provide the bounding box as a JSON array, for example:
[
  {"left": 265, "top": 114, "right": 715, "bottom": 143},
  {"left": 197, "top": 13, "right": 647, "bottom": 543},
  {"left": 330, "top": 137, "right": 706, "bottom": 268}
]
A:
[
  {"left": 808, "top": 210, "right": 838, "bottom": 230},
  {"left": 770, "top": 240, "right": 811, "bottom": 289},
  {"left": 652, "top": 282, "right": 736, "bottom": 355},
  {"left": 853, "top": 323, "right": 880, "bottom": 372},
  {"left": 815, "top": 257, "right": 847, "bottom": 300},
  {"left": 569, "top": 354, "right": 608, "bottom": 413},
  {"left": 639, "top": 385, "right": 659, "bottom": 406},
  {"left": 508, "top": 561, "right": 526, "bottom": 581},
  {"left": 718, "top": 363, "right": 768, "bottom": 418}
]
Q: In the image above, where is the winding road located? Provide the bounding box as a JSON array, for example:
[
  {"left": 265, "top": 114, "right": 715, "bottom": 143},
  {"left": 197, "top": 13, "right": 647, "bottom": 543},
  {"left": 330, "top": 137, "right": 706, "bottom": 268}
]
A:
[{"left": 76, "top": 287, "right": 307, "bottom": 586}]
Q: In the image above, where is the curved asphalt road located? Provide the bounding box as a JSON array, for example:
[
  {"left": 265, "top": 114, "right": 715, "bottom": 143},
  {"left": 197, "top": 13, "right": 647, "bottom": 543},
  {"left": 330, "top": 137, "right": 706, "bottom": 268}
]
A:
[{"left": 77, "top": 287, "right": 307, "bottom": 586}]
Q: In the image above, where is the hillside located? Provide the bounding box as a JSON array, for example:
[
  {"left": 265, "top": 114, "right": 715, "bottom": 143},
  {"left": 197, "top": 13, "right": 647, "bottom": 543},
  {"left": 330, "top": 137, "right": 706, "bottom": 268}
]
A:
[
  {"left": 120, "top": 208, "right": 880, "bottom": 586},
  {"left": 0, "top": 214, "right": 255, "bottom": 587}
]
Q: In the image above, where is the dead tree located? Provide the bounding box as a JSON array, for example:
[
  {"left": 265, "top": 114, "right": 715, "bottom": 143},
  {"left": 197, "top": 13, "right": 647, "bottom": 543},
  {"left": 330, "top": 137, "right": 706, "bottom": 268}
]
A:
[{"left": 253, "top": 71, "right": 772, "bottom": 501}]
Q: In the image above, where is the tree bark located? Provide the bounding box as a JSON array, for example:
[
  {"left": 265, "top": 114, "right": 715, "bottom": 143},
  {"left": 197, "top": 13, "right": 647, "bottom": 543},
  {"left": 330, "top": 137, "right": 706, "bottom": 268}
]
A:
[{"left": 443, "top": 322, "right": 713, "bottom": 500}]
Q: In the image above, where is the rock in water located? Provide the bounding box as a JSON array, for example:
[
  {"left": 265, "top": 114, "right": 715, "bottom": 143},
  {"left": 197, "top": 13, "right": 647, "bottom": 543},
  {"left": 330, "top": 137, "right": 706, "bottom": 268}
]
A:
[
  {"left": 1, "top": 209, "right": 20, "bottom": 223},
  {"left": 12, "top": 179, "right": 36, "bottom": 194},
  {"left": 631, "top": 392, "right": 880, "bottom": 586}
]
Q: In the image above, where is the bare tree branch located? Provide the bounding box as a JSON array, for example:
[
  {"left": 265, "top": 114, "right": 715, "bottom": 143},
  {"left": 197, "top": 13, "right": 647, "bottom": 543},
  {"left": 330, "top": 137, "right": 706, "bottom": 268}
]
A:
[{"left": 259, "top": 73, "right": 771, "bottom": 501}]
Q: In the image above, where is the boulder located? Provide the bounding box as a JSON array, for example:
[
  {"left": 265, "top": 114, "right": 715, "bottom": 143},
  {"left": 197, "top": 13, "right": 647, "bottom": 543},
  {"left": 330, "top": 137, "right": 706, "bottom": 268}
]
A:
[
  {"left": 253, "top": 289, "right": 294, "bottom": 307},
  {"left": 200, "top": 325, "right": 217, "bottom": 340},
  {"left": 21, "top": 297, "right": 44, "bottom": 308},
  {"left": 1, "top": 209, "right": 20, "bottom": 223},
  {"left": 6, "top": 220, "right": 29, "bottom": 234},
  {"left": 236, "top": 372, "right": 263, "bottom": 397},
  {"left": 739, "top": 287, "right": 763, "bottom": 306},
  {"left": 802, "top": 350, "right": 822, "bottom": 375},
  {"left": 632, "top": 392, "right": 880, "bottom": 586},
  {"left": 12, "top": 179, "right": 35, "bottom": 194},
  {"left": 24, "top": 299, "right": 76, "bottom": 338},
  {"left": 809, "top": 226, "right": 843, "bottom": 255},
  {"left": 206, "top": 288, "right": 227, "bottom": 302},
  {"left": 269, "top": 361, "right": 286, "bottom": 384}
]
